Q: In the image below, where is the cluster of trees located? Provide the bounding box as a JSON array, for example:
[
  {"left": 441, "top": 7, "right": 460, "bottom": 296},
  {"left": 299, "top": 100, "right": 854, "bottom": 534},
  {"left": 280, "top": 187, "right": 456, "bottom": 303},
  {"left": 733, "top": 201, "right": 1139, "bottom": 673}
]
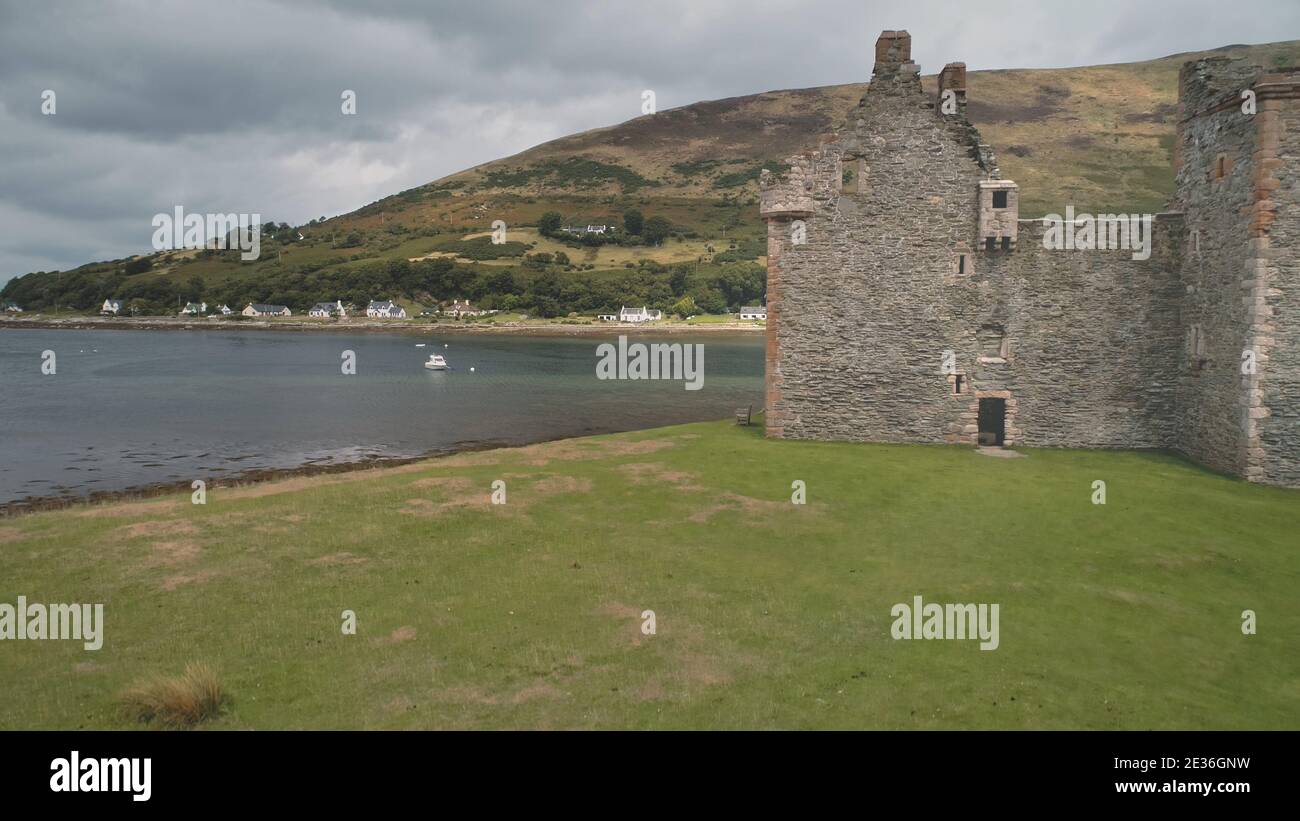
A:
[
  {"left": 0, "top": 262, "right": 216, "bottom": 316},
  {"left": 537, "top": 209, "right": 672, "bottom": 247},
  {"left": 489, "top": 260, "right": 765, "bottom": 318}
]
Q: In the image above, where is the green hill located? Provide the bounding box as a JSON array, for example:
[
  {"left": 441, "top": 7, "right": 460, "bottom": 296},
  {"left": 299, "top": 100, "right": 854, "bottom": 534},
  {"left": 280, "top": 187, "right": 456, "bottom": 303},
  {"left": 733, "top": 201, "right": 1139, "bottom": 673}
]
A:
[{"left": 5, "top": 40, "right": 1297, "bottom": 318}]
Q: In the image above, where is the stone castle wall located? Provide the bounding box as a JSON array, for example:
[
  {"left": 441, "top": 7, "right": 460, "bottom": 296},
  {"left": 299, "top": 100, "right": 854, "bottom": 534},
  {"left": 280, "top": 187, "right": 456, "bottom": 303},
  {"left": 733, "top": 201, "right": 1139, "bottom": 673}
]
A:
[
  {"left": 761, "top": 32, "right": 1299, "bottom": 486},
  {"left": 761, "top": 46, "right": 994, "bottom": 444},
  {"left": 1174, "top": 59, "right": 1300, "bottom": 484},
  {"left": 972, "top": 217, "right": 1183, "bottom": 449},
  {"left": 1246, "top": 71, "right": 1300, "bottom": 485},
  {"left": 1172, "top": 58, "right": 1262, "bottom": 479}
]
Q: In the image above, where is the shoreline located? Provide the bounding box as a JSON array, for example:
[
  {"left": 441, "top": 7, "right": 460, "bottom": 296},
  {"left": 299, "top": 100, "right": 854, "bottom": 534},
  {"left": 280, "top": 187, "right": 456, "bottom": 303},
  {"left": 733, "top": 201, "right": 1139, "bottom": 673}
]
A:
[
  {"left": 0, "top": 315, "right": 765, "bottom": 337},
  {"left": 0, "top": 432, "right": 570, "bottom": 518},
  {"left": 0, "top": 412, "right": 760, "bottom": 517}
]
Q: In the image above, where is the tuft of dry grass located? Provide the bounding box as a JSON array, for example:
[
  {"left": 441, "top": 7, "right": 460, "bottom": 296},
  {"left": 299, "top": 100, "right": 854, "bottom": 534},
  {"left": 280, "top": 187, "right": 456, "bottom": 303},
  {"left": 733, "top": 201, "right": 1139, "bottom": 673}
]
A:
[{"left": 119, "top": 662, "right": 226, "bottom": 728}]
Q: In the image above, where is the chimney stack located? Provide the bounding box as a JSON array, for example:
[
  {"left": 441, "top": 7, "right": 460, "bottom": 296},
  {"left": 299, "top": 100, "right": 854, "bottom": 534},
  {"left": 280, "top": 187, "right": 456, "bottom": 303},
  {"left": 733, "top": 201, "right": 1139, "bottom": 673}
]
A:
[
  {"left": 873, "top": 30, "right": 912, "bottom": 76},
  {"left": 938, "top": 62, "right": 967, "bottom": 113}
]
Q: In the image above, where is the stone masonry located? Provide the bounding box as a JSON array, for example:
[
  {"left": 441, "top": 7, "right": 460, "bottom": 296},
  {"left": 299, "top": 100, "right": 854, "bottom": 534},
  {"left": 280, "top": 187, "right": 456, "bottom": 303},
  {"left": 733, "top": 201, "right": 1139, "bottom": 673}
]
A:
[{"left": 759, "top": 31, "right": 1300, "bottom": 487}]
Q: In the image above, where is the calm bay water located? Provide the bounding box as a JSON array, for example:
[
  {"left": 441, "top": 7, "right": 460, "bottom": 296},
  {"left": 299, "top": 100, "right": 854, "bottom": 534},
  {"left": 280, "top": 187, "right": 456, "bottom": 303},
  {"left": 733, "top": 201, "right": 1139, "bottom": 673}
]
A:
[{"left": 0, "top": 328, "right": 763, "bottom": 504}]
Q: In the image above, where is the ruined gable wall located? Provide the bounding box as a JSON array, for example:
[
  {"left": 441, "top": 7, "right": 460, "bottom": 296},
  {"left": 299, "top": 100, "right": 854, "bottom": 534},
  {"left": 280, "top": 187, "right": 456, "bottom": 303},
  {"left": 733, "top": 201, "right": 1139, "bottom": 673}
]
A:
[{"left": 763, "top": 62, "right": 991, "bottom": 443}]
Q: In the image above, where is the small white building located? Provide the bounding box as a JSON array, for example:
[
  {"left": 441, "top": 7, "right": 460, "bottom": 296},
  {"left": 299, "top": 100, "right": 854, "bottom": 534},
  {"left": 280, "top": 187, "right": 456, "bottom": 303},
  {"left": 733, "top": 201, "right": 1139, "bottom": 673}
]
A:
[
  {"left": 214, "top": 304, "right": 233, "bottom": 315},
  {"left": 309, "top": 300, "right": 346, "bottom": 318},
  {"left": 597, "top": 313, "right": 617, "bottom": 322},
  {"left": 180, "top": 301, "right": 207, "bottom": 316},
  {"left": 739, "top": 306, "right": 767, "bottom": 321},
  {"left": 366, "top": 300, "right": 407, "bottom": 319},
  {"left": 446, "top": 299, "right": 487, "bottom": 318},
  {"left": 619, "top": 305, "right": 663, "bottom": 323},
  {"left": 3, "top": 301, "right": 22, "bottom": 313},
  {"left": 243, "top": 303, "right": 291, "bottom": 317},
  {"left": 101, "top": 299, "right": 124, "bottom": 315}
]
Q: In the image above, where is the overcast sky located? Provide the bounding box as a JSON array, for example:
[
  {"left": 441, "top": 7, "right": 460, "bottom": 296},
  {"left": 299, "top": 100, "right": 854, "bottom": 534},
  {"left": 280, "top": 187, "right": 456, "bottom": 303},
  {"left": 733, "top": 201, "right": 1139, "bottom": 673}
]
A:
[{"left": 2, "top": 0, "right": 1298, "bottom": 283}]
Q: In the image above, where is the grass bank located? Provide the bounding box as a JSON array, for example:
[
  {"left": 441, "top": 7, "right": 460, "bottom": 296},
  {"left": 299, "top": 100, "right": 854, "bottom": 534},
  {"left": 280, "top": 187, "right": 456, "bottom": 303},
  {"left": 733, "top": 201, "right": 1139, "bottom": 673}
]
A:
[{"left": 0, "top": 420, "right": 1295, "bottom": 729}]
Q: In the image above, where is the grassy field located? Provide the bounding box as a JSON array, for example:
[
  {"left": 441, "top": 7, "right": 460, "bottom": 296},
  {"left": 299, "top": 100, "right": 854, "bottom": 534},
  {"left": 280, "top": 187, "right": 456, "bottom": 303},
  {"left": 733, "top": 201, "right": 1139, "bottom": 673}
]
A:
[{"left": 1, "top": 420, "right": 1296, "bottom": 729}]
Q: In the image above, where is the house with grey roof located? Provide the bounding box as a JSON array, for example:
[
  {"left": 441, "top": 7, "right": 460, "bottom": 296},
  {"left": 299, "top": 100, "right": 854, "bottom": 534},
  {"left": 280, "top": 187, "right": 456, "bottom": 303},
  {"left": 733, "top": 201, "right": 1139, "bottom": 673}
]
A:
[
  {"left": 242, "top": 303, "right": 291, "bottom": 317},
  {"left": 366, "top": 300, "right": 407, "bottom": 319},
  {"left": 309, "top": 300, "right": 346, "bottom": 318}
]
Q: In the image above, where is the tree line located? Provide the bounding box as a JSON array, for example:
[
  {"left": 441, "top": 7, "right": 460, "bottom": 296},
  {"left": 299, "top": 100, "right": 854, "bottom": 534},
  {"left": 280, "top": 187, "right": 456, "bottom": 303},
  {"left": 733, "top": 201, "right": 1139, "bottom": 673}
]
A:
[{"left": 2, "top": 254, "right": 765, "bottom": 319}]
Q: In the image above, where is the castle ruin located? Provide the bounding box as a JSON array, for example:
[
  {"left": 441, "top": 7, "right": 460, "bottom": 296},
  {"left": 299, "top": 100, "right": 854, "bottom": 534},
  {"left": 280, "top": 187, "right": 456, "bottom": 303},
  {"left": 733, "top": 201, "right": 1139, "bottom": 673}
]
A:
[{"left": 759, "top": 31, "right": 1300, "bottom": 487}]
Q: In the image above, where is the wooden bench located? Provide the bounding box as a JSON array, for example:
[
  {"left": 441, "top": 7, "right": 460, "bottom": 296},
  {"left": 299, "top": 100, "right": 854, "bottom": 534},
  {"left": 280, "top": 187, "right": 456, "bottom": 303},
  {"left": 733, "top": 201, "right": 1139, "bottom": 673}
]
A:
[{"left": 735, "top": 405, "right": 753, "bottom": 426}]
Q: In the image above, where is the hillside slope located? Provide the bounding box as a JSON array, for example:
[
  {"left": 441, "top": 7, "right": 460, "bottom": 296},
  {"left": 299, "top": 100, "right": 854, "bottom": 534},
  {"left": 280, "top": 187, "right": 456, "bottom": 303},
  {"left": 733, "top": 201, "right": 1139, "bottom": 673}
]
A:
[
  {"left": 417, "top": 40, "right": 1298, "bottom": 219},
  {"left": 5, "top": 40, "right": 1297, "bottom": 318}
]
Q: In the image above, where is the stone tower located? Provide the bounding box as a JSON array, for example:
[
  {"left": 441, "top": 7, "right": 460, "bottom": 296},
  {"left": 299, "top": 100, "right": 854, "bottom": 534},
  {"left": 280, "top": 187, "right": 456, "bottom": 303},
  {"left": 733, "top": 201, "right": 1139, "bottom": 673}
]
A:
[
  {"left": 1173, "top": 57, "right": 1300, "bottom": 485},
  {"left": 759, "top": 30, "right": 1007, "bottom": 445}
]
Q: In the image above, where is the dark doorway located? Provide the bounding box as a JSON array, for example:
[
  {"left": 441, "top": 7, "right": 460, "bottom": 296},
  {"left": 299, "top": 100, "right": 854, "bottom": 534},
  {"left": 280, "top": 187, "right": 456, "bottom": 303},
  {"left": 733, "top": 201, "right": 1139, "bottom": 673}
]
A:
[{"left": 978, "top": 398, "right": 1006, "bottom": 446}]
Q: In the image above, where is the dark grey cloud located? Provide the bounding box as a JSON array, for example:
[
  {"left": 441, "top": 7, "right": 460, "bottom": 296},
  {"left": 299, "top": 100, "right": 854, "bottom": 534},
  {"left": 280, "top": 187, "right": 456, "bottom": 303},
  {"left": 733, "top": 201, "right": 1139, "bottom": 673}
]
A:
[{"left": 2, "top": 0, "right": 1298, "bottom": 282}]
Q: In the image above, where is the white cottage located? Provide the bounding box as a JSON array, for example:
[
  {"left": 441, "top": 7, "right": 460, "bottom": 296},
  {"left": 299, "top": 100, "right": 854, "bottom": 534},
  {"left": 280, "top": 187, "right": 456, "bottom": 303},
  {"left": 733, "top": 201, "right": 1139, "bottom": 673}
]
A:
[
  {"left": 309, "top": 300, "right": 346, "bottom": 318},
  {"left": 366, "top": 300, "right": 407, "bottom": 319},
  {"left": 445, "top": 299, "right": 487, "bottom": 318},
  {"left": 619, "top": 305, "right": 663, "bottom": 323}
]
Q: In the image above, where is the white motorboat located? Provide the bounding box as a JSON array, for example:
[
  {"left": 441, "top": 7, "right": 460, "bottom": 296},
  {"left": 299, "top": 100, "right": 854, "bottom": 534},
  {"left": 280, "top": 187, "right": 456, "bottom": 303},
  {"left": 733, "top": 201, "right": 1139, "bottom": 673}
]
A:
[{"left": 423, "top": 353, "right": 449, "bottom": 371}]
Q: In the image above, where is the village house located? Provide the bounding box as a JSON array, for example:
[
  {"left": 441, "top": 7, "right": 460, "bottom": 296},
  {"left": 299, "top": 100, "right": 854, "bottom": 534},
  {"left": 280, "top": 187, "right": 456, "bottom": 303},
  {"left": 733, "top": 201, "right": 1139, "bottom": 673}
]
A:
[
  {"left": 213, "top": 304, "right": 233, "bottom": 315},
  {"left": 309, "top": 300, "right": 346, "bottom": 318},
  {"left": 597, "top": 313, "right": 618, "bottom": 322},
  {"left": 242, "top": 303, "right": 291, "bottom": 317},
  {"left": 739, "top": 306, "right": 767, "bottom": 321},
  {"left": 179, "top": 301, "right": 207, "bottom": 316},
  {"left": 619, "top": 305, "right": 663, "bottom": 323},
  {"left": 100, "top": 299, "right": 124, "bottom": 315},
  {"left": 366, "top": 300, "right": 407, "bottom": 319},
  {"left": 445, "top": 299, "right": 487, "bottom": 318},
  {"left": 3, "top": 301, "right": 22, "bottom": 313}
]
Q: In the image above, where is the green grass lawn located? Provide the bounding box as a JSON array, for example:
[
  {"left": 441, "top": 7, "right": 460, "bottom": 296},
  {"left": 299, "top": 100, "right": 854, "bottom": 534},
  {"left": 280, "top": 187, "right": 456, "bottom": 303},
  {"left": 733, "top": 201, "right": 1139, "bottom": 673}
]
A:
[{"left": 1, "top": 420, "right": 1296, "bottom": 729}]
